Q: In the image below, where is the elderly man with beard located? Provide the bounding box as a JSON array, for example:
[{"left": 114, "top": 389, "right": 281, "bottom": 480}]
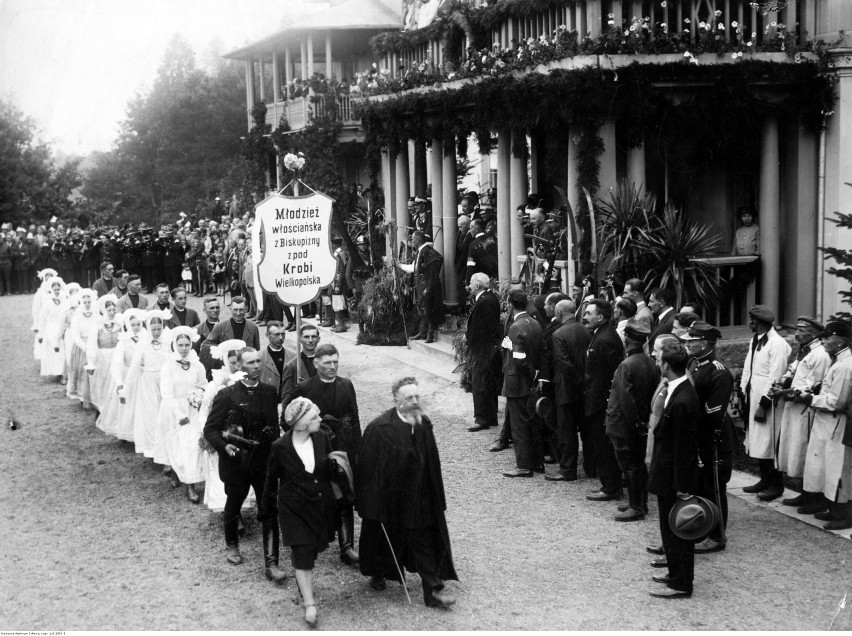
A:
[{"left": 357, "top": 377, "right": 458, "bottom": 609}]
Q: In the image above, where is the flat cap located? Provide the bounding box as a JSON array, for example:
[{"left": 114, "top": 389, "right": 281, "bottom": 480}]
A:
[
  {"left": 748, "top": 305, "right": 775, "bottom": 324},
  {"left": 796, "top": 315, "right": 824, "bottom": 331},
  {"left": 683, "top": 320, "right": 722, "bottom": 342},
  {"left": 623, "top": 319, "right": 651, "bottom": 342},
  {"left": 821, "top": 320, "right": 851, "bottom": 339}
]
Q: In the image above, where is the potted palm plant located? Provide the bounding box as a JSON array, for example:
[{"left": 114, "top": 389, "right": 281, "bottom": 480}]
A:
[{"left": 596, "top": 179, "right": 659, "bottom": 279}]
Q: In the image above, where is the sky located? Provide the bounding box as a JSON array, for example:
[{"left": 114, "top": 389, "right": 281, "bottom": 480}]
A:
[{"left": 0, "top": 0, "right": 319, "bottom": 156}]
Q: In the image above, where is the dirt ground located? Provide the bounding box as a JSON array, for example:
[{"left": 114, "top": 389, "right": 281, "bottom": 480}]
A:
[{"left": 1, "top": 292, "right": 851, "bottom": 631}]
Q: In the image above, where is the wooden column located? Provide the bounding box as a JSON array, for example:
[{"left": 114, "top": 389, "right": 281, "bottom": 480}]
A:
[
  {"left": 599, "top": 120, "right": 617, "bottom": 198},
  {"left": 509, "top": 130, "right": 528, "bottom": 278},
  {"left": 627, "top": 143, "right": 646, "bottom": 188},
  {"left": 284, "top": 46, "right": 292, "bottom": 88},
  {"left": 564, "top": 129, "right": 581, "bottom": 290},
  {"left": 442, "top": 139, "right": 458, "bottom": 306},
  {"left": 759, "top": 117, "right": 781, "bottom": 312},
  {"left": 496, "top": 131, "right": 512, "bottom": 283},
  {"left": 244, "top": 58, "right": 254, "bottom": 130},
  {"left": 325, "top": 33, "right": 332, "bottom": 78},
  {"left": 307, "top": 34, "right": 314, "bottom": 76},
  {"left": 300, "top": 39, "right": 308, "bottom": 79},
  {"left": 529, "top": 133, "right": 539, "bottom": 193},
  {"left": 381, "top": 149, "right": 396, "bottom": 257},
  {"left": 413, "top": 141, "right": 428, "bottom": 197},
  {"left": 395, "top": 144, "right": 410, "bottom": 254},
  {"left": 258, "top": 59, "right": 265, "bottom": 102},
  {"left": 271, "top": 52, "right": 279, "bottom": 102}
]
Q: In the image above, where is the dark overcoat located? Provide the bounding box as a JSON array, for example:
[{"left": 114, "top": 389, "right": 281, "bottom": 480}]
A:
[
  {"left": 356, "top": 409, "right": 458, "bottom": 582},
  {"left": 263, "top": 430, "right": 337, "bottom": 549},
  {"left": 295, "top": 375, "right": 362, "bottom": 461},
  {"left": 583, "top": 323, "right": 625, "bottom": 417},
  {"left": 203, "top": 381, "right": 280, "bottom": 485}
]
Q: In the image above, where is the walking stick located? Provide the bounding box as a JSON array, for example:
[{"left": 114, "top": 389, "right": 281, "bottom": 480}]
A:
[
  {"left": 380, "top": 522, "right": 412, "bottom": 605},
  {"left": 712, "top": 436, "right": 728, "bottom": 544}
]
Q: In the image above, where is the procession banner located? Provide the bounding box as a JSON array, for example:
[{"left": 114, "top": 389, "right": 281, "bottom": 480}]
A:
[{"left": 252, "top": 190, "right": 336, "bottom": 310}]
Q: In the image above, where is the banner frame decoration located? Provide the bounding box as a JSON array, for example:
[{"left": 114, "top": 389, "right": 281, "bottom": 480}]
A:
[{"left": 251, "top": 178, "right": 337, "bottom": 381}]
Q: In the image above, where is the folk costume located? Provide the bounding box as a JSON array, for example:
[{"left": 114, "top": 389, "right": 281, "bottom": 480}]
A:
[
  {"left": 124, "top": 310, "right": 174, "bottom": 457},
  {"left": 357, "top": 408, "right": 458, "bottom": 607},
  {"left": 31, "top": 269, "right": 57, "bottom": 361},
  {"left": 98, "top": 309, "right": 147, "bottom": 439},
  {"left": 84, "top": 294, "right": 122, "bottom": 413},
  {"left": 156, "top": 328, "right": 207, "bottom": 486},
  {"left": 36, "top": 276, "right": 67, "bottom": 377},
  {"left": 67, "top": 289, "right": 98, "bottom": 408}
]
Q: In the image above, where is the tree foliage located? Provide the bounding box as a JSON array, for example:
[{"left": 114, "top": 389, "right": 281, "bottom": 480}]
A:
[
  {"left": 80, "top": 35, "right": 248, "bottom": 225},
  {"left": 0, "top": 101, "right": 81, "bottom": 225}
]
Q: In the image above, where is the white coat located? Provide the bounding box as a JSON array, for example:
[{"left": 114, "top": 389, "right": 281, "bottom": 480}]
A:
[{"left": 741, "top": 328, "right": 791, "bottom": 460}]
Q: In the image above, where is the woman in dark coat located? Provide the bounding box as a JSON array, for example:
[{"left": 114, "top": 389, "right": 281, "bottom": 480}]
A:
[{"left": 263, "top": 397, "right": 337, "bottom": 628}]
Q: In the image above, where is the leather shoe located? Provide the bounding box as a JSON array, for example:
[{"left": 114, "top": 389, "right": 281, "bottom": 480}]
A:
[
  {"left": 532, "top": 464, "right": 545, "bottom": 474},
  {"left": 428, "top": 590, "right": 456, "bottom": 609},
  {"left": 369, "top": 576, "right": 386, "bottom": 591},
  {"left": 742, "top": 479, "right": 768, "bottom": 494},
  {"left": 824, "top": 519, "right": 852, "bottom": 531},
  {"left": 650, "top": 557, "right": 669, "bottom": 568},
  {"left": 797, "top": 502, "right": 829, "bottom": 515},
  {"left": 646, "top": 545, "right": 665, "bottom": 555},
  {"left": 757, "top": 486, "right": 784, "bottom": 501},
  {"left": 614, "top": 508, "right": 645, "bottom": 522},
  {"left": 586, "top": 490, "right": 622, "bottom": 501},
  {"left": 650, "top": 588, "right": 691, "bottom": 599},
  {"left": 782, "top": 492, "right": 809, "bottom": 506},
  {"left": 467, "top": 424, "right": 491, "bottom": 432},
  {"left": 226, "top": 545, "right": 243, "bottom": 565},
  {"left": 652, "top": 574, "right": 674, "bottom": 584},
  {"left": 545, "top": 473, "right": 577, "bottom": 482},
  {"left": 617, "top": 502, "right": 630, "bottom": 512},
  {"left": 814, "top": 511, "right": 836, "bottom": 521},
  {"left": 694, "top": 538, "right": 726, "bottom": 554},
  {"left": 488, "top": 440, "right": 509, "bottom": 452},
  {"left": 264, "top": 564, "right": 288, "bottom": 583},
  {"left": 503, "top": 468, "right": 533, "bottom": 478}
]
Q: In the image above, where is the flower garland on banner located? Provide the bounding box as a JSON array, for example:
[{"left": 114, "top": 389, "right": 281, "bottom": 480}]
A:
[{"left": 283, "top": 152, "right": 306, "bottom": 173}]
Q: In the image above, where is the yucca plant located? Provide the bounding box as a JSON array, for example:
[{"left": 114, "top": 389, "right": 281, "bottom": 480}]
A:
[
  {"left": 596, "top": 179, "right": 659, "bottom": 279},
  {"left": 636, "top": 203, "right": 724, "bottom": 309}
]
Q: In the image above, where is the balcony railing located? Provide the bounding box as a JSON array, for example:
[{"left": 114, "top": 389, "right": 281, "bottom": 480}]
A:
[
  {"left": 263, "top": 94, "right": 360, "bottom": 132},
  {"left": 379, "top": 0, "right": 814, "bottom": 79}
]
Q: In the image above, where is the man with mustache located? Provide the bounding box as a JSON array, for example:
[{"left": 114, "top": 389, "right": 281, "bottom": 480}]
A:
[{"left": 356, "top": 377, "right": 458, "bottom": 609}]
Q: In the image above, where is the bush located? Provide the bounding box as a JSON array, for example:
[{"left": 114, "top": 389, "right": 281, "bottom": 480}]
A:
[{"left": 355, "top": 265, "right": 419, "bottom": 346}]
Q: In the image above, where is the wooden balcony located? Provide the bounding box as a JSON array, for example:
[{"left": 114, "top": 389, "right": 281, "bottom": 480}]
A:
[
  {"left": 263, "top": 94, "right": 360, "bottom": 132},
  {"left": 379, "top": 0, "right": 816, "bottom": 79}
]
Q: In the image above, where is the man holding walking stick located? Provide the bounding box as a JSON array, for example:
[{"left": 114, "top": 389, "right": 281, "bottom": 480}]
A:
[{"left": 356, "top": 376, "right": 458, "bottom": 609}]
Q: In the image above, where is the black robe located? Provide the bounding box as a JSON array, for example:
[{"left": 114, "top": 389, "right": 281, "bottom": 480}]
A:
[{"left": 356, "top": 408, "right": 457, "bottom": 582}]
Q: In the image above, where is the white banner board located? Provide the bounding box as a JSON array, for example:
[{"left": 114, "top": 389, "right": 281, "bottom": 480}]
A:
[{"left": 252, "top": 190, "right": 336, "bottom": 307}]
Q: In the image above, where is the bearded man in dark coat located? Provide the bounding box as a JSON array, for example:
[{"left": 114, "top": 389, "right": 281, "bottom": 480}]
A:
[{"left": 356, "top": 376, "right": 458, "bottom": 609}]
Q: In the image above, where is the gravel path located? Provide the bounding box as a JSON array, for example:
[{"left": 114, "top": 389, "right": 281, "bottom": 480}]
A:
[{"left": 1, "top": 293, "right": 850, "bottom": 631}]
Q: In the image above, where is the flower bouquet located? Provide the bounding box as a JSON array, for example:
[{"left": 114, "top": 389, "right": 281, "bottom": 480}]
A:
[{"left": 187, "top": 387, "right": 205, "bottom": 412}]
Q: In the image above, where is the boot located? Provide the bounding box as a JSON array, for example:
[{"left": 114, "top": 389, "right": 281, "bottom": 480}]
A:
[
  {"left": 824, "top": 502, "right": 852, "bottom": 531},
  {"left": 331, "top": 311, "right": 348, "bottom": 333},
  {"left": 425, "top": 329, "right": 436, "bottom": 344},
  {"left": 262, "top": 520, "right": 287, "bottom": 583},
  {"left": 338, "top": 506, "right": 359, "bottom": 566},
  {"left": 782, "top": 490, "right": 812, "bottom": 507},
  {"left": 757, "top": 469, "right": 784, "bottom": 501},
  {"left": 320, "top": 304, "right": 334, "bottom": 328}
]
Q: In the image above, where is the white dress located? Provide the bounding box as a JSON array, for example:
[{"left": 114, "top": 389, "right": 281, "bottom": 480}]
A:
[
  {"left": 199, "top": 369, "right": 256, "bottom": 511},
  {"left": 32, "top": 288, "right": 46, "bottom": 361},
  {"left": 155, "top": 352, "right": 207, "bottom": 482},
  {"left": 68, "top": 310, "right": 98, "bottom": 406},
  {"left": 741, "top": 328, "right": 792, "bottom": 460},
  {"left": 37, "top": 295, "right": 66, "bottom": 377},
  {"left": 105, "top": 334, "right": 145, "bottom": 440},
  {"left": 85, "top": 322, "right": 121, "bottom": 413},
  {"left": 124, "top": 338, "right": 174, "bottom": 457}
]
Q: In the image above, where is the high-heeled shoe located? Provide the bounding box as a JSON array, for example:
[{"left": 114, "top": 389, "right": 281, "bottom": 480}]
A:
[{"left": 304, "top": 604, "right": 317, "bottom": 628}]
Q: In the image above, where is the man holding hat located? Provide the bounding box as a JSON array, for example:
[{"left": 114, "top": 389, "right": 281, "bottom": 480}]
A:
[
  {"left": 605, "top": 320, "right": 659, "bottom": 521},
  {"left": 794, "top": 320, "right": 852, "bottom": 529},
  {"left": 773, "top": 317, "right": 831, "bottom": 510},
  {"left": 682, "top": 321, "right": 735, "bottom": 553},
  {"left": 740, "top": 305, "right": 791, "bottom": 498},
  {"left": 648, "top": 342, "right": 700, "bottom": 598}
]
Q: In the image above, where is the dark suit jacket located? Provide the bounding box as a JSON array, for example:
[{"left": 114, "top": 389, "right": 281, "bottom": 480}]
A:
[
  {"left": 583, "top": 323, "right": 625, "bottom": 416},
  {"left": 466, "top": 290, "right": 501, "bottom": 352},
  {"left": 280, "top": 352, "right": 317, "bottom": 412},
  {"left": 605, "top": 348, "right": 660, "bottom": 438},
  {"left": 293, "top": 375, "right": 361, "bottom": 460},
  {"left": 649, "top": 309, "right": 676, "bottom": 350},
  {"left": 648, "top": 379, "right": 700, "bottom": 497},
  {"left": 196, "top": 319, "right": 218, "bottom": 378},
  {"left": 537, "top": 318, "right": 562, "bottom": 389},
  {"left": 550, "top": 318, "right": 591, "bottom": 406},
  {"left": 200, "top": 318, "right": 260, "bottom": 357},
  {"left": 259, "top": 346, "right": 294, "bottom": 400},
  {"left": 166, "top": 307, "right": 200, "bottom": 330},
  {"left": 503, "top": 302, "right": 542, "bottom": 336},
  {"left": 502, "top": 313, "right": 542, "bottom": 399},
  {"left": 203, "top": 381, "right": 281, "bottom": 484}
]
